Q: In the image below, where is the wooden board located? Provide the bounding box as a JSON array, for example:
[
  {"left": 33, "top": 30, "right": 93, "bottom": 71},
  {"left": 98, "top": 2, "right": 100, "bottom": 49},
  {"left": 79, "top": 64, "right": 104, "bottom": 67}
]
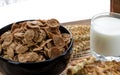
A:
[{"left": 111, "top": 0, "right": 120, "bottom": 13}]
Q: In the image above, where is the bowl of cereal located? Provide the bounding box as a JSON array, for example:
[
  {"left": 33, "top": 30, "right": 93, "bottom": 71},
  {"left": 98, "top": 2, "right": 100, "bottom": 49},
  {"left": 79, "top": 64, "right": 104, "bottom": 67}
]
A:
[{"left": 0, "top": 19, "right": 73, "bottom": 75}]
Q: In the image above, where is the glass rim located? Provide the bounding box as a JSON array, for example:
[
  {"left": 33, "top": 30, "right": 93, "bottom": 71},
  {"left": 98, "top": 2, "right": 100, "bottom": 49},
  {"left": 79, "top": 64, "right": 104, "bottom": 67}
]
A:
[{"left": 91, "top": 12, "right": 120, "bottom": 25}]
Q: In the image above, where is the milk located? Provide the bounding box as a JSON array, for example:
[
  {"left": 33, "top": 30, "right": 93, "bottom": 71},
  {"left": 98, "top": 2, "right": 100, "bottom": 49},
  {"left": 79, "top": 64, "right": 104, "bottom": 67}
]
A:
[{"left": 91, "top": 17, "right": 120, "bottom": 56}]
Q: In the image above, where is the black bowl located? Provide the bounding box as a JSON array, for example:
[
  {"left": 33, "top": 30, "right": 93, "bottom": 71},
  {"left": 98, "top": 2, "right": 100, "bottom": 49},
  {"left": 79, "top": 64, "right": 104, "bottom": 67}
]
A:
[{"left": 0, "top": 20, "right": 73, "bottom": 75}]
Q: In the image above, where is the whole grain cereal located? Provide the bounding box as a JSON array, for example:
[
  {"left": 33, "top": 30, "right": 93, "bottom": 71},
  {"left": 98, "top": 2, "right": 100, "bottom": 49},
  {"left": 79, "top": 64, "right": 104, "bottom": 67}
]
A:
[{"left": 0, "top": 19, "right": 71, "bottom": 62}]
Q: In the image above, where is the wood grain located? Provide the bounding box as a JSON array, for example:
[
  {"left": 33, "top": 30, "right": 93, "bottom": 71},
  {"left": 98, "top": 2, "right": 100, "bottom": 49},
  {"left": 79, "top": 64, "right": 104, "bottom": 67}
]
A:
[{"left": 111, "top": 0, "right": 120, "bottom": 13}]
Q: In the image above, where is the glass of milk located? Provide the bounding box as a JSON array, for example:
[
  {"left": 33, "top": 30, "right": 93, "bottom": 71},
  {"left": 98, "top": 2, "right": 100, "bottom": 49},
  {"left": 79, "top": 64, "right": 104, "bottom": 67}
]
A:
[{"left": 90, "top": 12, "right": 120, "bottom": 61}]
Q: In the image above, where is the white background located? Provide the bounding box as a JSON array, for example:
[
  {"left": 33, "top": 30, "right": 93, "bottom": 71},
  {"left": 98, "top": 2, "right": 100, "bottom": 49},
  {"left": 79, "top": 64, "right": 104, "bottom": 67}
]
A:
[{"left": 0, "top": 0, "right": 110, "bottom": 28}]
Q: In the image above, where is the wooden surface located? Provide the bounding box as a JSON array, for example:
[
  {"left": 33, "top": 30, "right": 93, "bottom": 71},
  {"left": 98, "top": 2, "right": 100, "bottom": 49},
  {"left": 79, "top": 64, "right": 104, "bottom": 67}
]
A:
[
  {"left": 62, "top": 19, "right": 91, "bottom": 25},
  {"left": 111, "top": 0, "right": 120, "bottom": 13}
]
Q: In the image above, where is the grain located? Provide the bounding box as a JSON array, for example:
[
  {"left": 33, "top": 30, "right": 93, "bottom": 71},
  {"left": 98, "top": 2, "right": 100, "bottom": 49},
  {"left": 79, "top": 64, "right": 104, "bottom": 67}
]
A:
[{"left": 64, "top": 25, "right": 90, "bottom": 59}]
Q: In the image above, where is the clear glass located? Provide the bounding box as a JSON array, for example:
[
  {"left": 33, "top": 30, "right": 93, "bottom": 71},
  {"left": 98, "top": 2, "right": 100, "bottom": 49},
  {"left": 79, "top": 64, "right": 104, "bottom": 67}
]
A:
[{"left": 90, "top": 12, "right": 120, "bottom": 61}]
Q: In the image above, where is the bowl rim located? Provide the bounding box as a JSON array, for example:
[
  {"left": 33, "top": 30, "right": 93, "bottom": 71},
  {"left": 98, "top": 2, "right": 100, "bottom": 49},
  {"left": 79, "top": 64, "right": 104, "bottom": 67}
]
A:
[{"left": 0, "top": 19, "right": 73, "bottom": 64}]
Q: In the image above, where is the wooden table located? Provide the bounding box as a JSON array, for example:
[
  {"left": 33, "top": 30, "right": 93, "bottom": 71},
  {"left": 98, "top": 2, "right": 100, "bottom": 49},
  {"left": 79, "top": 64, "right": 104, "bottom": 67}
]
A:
[
  {"left": 62, "top": 19, "right": 91, "bottom": 25},
  {"left": 0, "top": 19, "right": 91, "bottom": 75}
]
